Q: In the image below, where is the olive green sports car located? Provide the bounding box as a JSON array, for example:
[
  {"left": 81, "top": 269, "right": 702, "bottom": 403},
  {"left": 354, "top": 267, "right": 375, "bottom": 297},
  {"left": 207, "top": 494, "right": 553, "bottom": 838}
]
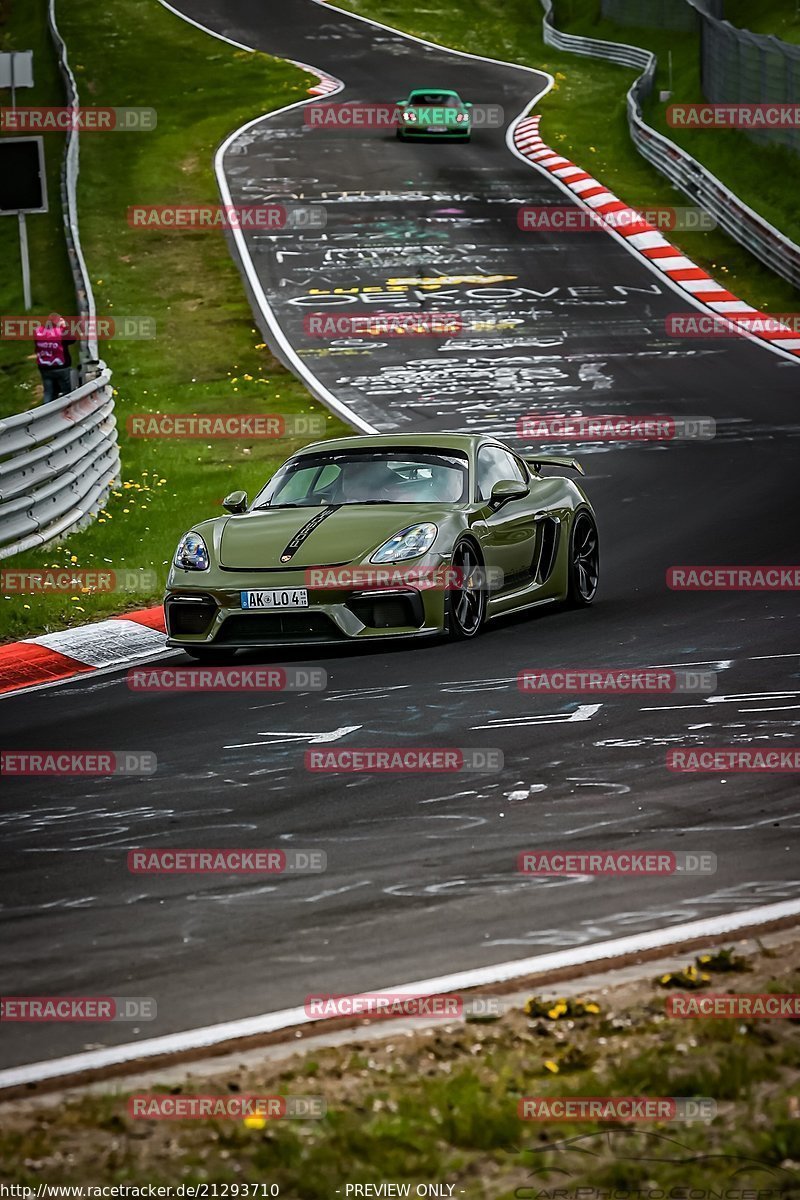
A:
[{"left": 165, "top": 433, "right": 598, "bottom": 657}]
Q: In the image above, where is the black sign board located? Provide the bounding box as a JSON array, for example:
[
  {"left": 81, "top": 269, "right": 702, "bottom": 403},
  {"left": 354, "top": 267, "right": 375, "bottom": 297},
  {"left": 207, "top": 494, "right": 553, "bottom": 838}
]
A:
[{"left": 0, "top": 137, "right": 47, "bottom": 214}]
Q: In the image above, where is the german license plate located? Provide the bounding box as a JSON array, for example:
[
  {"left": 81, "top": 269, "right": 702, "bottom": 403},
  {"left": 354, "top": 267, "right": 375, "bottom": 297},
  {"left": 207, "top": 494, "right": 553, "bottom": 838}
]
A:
[{"left": 241, "top": 588, "right": 309, "bottom": 609}]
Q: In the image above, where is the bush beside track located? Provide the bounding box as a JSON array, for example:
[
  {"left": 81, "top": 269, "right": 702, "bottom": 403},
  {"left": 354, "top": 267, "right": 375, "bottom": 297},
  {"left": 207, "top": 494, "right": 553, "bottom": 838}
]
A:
[
  {"left": 0, "top": 0, "right": 348, "bottom": 644},
  {"left": 1, "top": 938, "right": 799, "bottom": 1190},
  {"left": 332, "top": 0, "right": 800, "bottom": 316}
]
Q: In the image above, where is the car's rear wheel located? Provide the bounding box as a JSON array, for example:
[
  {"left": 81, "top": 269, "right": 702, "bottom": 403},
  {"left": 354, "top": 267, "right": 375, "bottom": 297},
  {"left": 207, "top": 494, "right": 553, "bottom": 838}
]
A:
[
  {"left": 567, "top": 510, "right": 599, "bottom": 606},
  {"left": 445, "top": 539, "right": 486, "bottom": 640}
]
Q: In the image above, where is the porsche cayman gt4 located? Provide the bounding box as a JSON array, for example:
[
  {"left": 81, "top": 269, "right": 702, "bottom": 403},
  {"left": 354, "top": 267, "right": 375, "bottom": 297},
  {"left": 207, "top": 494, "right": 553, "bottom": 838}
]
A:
[{"left": 164, "top": 434, "right": 599, "bottom": 656}]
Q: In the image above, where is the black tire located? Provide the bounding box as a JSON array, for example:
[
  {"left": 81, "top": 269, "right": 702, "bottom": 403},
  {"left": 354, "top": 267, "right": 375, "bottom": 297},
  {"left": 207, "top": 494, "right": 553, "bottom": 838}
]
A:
[
  {"left": 182, "top": 646, "right": 233, "bottom": 663},
  {"left": 445, "top": 539, "right": 487, "bottom": 640},
  {"left": 566, "top": 509, "right": 599, "bottom": 606}
]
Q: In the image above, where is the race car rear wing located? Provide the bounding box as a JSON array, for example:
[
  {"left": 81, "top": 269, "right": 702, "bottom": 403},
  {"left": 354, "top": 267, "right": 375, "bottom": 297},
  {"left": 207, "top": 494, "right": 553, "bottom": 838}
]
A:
[{"left": 524, "top": 455, "right": 585, "bottom": 476}]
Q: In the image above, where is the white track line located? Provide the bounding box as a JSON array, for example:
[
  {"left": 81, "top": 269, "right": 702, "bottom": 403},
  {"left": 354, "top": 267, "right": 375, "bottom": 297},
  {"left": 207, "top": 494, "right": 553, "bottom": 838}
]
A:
[{"left": 3, "top": 898, "right": 799, "bottom": 1091}]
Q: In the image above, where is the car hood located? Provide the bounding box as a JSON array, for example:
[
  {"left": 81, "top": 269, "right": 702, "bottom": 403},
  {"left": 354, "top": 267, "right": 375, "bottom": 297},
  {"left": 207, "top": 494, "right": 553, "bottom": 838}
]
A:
[{"left": 218, "top": 504, "right": 456, "bottom": 570}]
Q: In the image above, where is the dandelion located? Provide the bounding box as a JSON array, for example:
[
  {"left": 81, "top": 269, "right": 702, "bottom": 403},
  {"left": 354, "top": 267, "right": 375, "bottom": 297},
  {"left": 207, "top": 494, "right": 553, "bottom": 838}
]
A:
[{"left": 543, "top": 1060, "right": 559, "bottom": 1074}]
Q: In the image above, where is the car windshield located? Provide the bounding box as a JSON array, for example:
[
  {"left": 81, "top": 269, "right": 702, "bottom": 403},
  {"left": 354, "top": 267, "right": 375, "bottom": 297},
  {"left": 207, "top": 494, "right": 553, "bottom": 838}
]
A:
[
  {"left": 410, "top": 93, "right": 462, "bottom": 107},
  {"left": 252, "top": 450, "right": 469, "bottom": 508}
]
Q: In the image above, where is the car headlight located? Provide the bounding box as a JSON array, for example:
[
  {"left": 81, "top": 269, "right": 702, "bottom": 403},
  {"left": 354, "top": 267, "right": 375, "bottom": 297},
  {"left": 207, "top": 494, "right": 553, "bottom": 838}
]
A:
[
  {"left": 370, "top": 523, "right": 438, "bottom": 564},
  {"left": 174, "top": 531, "right": 210, "bottom": 571}
]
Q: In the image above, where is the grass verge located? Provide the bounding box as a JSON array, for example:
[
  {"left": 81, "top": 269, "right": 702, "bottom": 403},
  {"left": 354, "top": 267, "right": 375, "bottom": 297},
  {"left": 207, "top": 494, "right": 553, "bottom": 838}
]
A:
[
  {"left": 1, "top": 0, "right": 347, "bottom": 644},
  {"left": 1, "top": 938, "right": 799, "bottom": 1190},
  {"left": 332, "top": 0, "right": 800, "bottom": 319}
]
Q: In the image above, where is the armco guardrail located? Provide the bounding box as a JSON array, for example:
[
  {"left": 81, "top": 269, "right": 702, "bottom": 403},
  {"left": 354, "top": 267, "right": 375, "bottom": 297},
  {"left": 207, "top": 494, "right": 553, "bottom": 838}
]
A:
[
  {"left": 0, "top": 367, "right": 118, "bottom": 559},
  {"left": 539, "top": 0, "right": 800, "bottom": 292}
]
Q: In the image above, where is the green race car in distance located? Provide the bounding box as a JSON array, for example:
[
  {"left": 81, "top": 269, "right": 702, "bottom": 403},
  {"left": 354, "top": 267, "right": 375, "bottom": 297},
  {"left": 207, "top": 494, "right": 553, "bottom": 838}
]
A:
[
  {"left": 396, "top": 89, "right": 472, "bottom": 140},
  {"left": 164, "top": 433, "right": 599, "bottom": 657}
]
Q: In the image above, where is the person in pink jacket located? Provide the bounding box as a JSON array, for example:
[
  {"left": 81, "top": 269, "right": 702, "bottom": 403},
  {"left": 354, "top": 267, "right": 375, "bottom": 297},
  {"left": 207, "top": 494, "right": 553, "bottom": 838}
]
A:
[{"left": 34, "top": 314, "right": 76, "bottom": 403}]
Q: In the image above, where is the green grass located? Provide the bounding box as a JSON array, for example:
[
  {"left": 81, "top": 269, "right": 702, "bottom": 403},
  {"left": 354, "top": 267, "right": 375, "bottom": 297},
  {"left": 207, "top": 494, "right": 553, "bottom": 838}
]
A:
[
  {"left": 332, "top": 0, "right": 799, "bottom": 319},
  {"left": 1, "top": 943, "right": 799, "bottom": 1192},
  {"left": 0, "top": 0, "right": 76, "bottom": 402},
  {"left": 724, "top": 0, "right": 800, "bottom": 44},
  {"left": 557, "top": 0, "right": 800, "bottom": 249},
  {"left": 1, "top": 0, "right": 348, "bottom": 643}
]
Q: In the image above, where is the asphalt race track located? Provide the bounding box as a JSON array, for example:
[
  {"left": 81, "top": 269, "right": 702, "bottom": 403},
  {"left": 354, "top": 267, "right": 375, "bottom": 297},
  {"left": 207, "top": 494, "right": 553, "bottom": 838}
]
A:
[{"left": 1, "top": 0, "right": 799, "bottom": 1072}]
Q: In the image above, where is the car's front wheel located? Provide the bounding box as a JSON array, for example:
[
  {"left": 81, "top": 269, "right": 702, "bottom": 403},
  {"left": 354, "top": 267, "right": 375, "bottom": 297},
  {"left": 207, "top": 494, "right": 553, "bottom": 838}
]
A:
[
  {"left": 567, "top": 509, "right": 599, "bottom": 606},
  {"left": 445, "top": 539, "right": 486, "bottom": 640}
]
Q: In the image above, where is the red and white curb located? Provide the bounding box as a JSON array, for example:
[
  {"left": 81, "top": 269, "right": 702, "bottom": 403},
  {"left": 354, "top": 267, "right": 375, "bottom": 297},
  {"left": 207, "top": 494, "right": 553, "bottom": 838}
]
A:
[
  {"left": 0, "top": 607, "right": 169, "bottom": 697},
  {"left": 513, "top": 115, "right": 800, "bottom": 360},
  {"left": 308, "top": 74, "right": 339, "bottom": 96}
]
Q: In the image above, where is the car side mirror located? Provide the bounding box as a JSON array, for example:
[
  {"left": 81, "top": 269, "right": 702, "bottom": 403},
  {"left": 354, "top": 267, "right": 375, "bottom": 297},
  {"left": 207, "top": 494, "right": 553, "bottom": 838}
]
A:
[
  {"left": 222, "top": 490, "right": 248, "bottom": 514},
  {"left": 489, "top": 478, "right": 529, "bottom": 508}
]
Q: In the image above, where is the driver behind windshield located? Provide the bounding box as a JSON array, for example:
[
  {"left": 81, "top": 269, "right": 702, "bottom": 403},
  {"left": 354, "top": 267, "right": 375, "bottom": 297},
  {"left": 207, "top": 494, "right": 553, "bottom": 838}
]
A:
[{"left": 339, "top": 460, "right": 402, "bottom": 503}]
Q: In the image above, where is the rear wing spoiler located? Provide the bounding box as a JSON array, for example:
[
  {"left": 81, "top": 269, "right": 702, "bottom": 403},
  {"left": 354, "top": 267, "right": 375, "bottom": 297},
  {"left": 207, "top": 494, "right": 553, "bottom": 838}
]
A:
[{"left": 524, "top": 455, "right": 585, "bottom": 476}]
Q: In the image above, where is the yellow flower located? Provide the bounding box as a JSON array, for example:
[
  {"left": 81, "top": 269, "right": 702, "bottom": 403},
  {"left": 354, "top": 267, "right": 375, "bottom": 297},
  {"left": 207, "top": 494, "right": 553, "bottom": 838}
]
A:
[
  {"left": 243, "top": 1116, "right": 267, "bottom": 1129},
  {"left": 543, "top": 1060, "right": 559, "bottom": 1074},
  {"left": 70, "top": 555, "right": 78, "bottom": 564},
  {"left": 584, "top": 1003, "right": 600, "bottom": 1014}
]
